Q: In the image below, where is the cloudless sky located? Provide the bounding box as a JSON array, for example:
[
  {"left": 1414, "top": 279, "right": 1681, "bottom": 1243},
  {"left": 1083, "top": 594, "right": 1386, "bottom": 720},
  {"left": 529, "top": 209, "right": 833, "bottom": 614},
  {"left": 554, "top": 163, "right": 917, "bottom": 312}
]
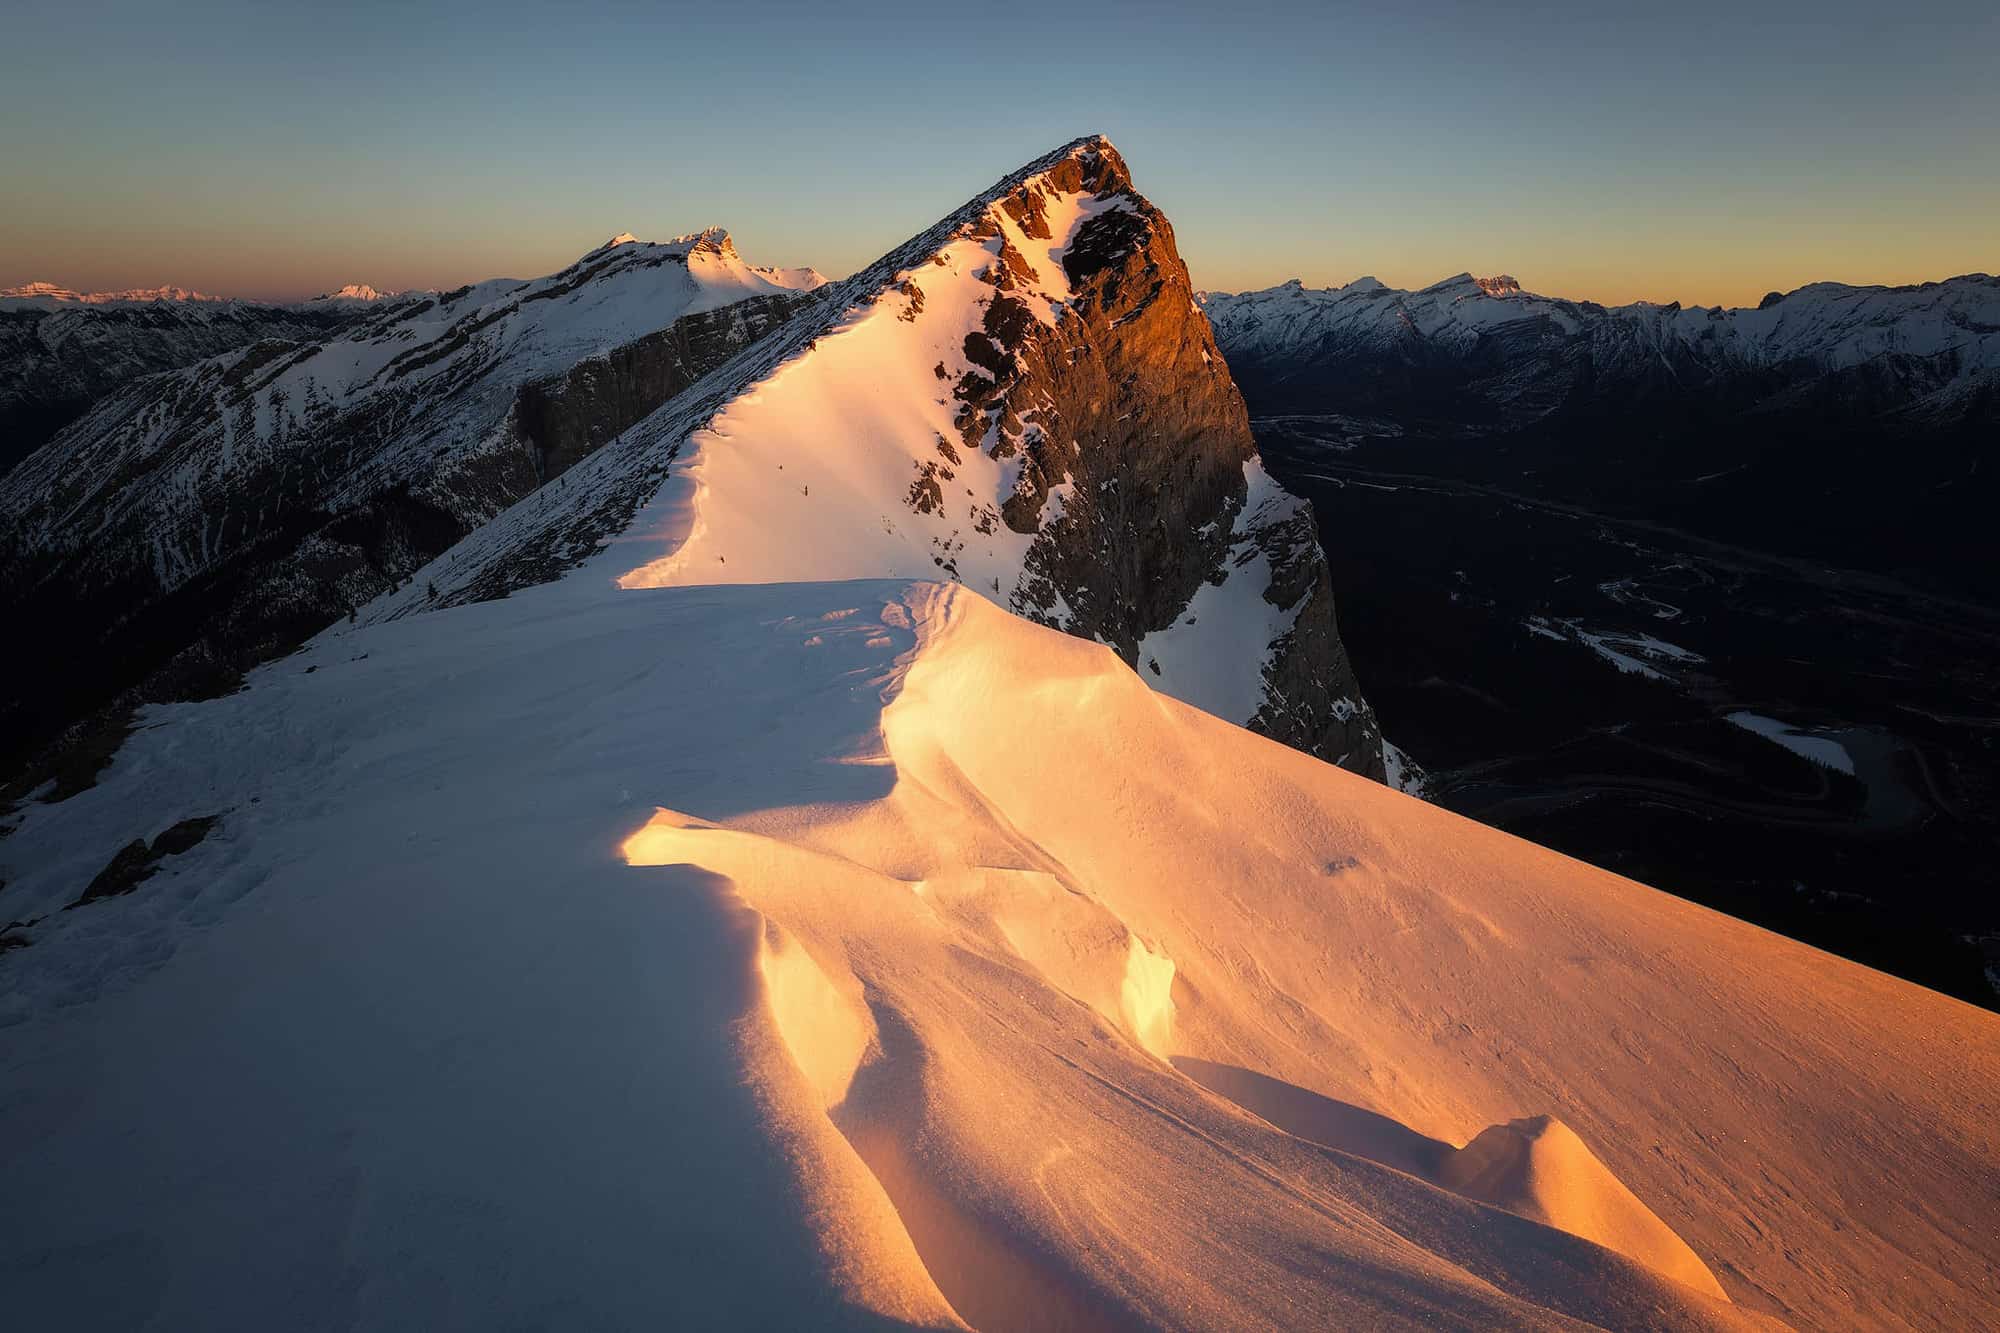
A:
[{"left": 3, "top": 0, "right": 1994, "bottom": 306}]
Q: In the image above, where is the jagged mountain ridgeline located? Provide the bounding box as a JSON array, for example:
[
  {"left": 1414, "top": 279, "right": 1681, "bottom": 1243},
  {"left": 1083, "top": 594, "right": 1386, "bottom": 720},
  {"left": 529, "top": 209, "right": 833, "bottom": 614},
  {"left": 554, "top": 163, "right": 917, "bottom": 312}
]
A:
[
  {"left": 1198, "top": 271, "right": 2000, "bottom": 595},
  {"left": 1199, "top": 270, "right": 2000, "bottom": 427},
  {"left": 0, "top": 233, "right": 826, "bottom": 784},
  {"left": 3, "top": 135, "right": 1383, "bottom": 790},
  {"left": 363, "top": 136, "right": 1383, "bottom": 776}
]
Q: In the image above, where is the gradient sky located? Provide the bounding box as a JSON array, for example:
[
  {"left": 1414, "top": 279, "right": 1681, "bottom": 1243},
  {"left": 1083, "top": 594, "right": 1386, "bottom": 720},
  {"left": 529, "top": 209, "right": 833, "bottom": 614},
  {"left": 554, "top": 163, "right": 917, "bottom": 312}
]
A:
[{"left": 4, "top": 0, "right": 1994, "bottom": 308}]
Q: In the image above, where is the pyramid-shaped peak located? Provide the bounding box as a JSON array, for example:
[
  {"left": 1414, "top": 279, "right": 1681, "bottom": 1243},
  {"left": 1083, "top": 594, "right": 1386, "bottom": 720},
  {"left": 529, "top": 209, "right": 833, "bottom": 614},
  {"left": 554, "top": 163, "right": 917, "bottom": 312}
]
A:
[{"left": 1004, "top": 134, "right": 1131, "bottom": 200}]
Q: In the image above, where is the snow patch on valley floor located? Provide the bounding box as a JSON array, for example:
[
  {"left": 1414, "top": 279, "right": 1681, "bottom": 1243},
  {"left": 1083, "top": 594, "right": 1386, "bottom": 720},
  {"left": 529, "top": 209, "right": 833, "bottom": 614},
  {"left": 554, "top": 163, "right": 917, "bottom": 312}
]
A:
[
  {"left": 1524, "top": 616, "right": 1705, "bottom": 682},
  {"left": 1725, "top": 710, "right": 1858, "bottom": 775}
]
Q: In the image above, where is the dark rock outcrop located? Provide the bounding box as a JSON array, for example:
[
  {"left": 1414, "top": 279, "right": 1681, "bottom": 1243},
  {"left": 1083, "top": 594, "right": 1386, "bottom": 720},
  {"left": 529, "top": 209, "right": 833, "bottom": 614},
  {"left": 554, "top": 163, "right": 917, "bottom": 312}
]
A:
[
  {"left": 515, "top": 293, "right": 803, "bottom": 481},
  {"left": 68, "top": 814, "right": 220, "bottom": 908}
]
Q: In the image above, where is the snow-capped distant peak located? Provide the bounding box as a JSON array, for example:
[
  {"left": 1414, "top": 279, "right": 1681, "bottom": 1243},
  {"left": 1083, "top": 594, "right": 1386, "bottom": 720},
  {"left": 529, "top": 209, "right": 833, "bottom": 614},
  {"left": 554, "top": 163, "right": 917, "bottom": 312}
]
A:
[
  {"left": 678, "top": 226, "right": 736, "bottom": 258},
  {"left": 1474, "top": 274, "right": 1523, "bottom": 297},
  {"left": 571, "top": 228, "right": 826, "bottom": 293},
  {"left": 1422, "top": 272, "right": 1487, "bottom": 295},
  {"left": 588, "top": 227, "right": 736, "bottom": 260},
  {"left": 308, "top": 283, "right": 404, "bottom": 304},
  {"left": 0, "top": 281, "right": 226, "bottom": 308}
]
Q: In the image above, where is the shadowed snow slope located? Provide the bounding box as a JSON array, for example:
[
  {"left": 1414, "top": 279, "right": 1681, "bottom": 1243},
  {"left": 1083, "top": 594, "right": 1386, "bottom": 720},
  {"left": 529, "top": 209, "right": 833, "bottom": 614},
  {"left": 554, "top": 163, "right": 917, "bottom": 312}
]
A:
[{"left": 2, "top": 569, "right": 1995, "bottom": 1329}]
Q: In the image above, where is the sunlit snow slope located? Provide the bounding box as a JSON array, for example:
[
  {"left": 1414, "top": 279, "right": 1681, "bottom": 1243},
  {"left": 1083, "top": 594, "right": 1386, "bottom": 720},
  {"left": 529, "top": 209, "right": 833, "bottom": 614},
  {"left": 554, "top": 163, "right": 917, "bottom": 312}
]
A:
[
  {"left": 2, "top": 566, "right": 1995, "bottom": 1329},
  {"left": 3, "top": 139, "right": 1994, "bottom": 1331},
  {"left": 365, "top": 136, "right": 1385, "bottom": 773}
]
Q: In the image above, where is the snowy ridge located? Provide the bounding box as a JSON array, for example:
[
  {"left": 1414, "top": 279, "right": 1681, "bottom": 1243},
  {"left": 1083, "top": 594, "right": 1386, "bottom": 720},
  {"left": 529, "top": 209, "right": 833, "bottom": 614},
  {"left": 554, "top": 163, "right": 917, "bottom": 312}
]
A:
[
  {"left": 2, "top": 139, "right": 1995, "bottom": 1331},
  {"left": 0, "top": 229, "right": 826, "bottom": 598},
  {"left": 359, "top": 137, "right": 1381, "bottom": 767},
  {"left": 362, "top": 136, "right": 1146, "bottom": 615},
  {"left": 1, "top": 571, "right": 1994, "bottom": 1328}
]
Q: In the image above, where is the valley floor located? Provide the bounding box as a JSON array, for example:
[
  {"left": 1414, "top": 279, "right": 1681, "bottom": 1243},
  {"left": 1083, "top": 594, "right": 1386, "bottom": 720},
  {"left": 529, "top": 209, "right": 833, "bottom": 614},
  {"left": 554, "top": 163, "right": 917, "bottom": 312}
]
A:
[{"left": 1257, "top": 418, "right": 2000, "bottom": 1010}]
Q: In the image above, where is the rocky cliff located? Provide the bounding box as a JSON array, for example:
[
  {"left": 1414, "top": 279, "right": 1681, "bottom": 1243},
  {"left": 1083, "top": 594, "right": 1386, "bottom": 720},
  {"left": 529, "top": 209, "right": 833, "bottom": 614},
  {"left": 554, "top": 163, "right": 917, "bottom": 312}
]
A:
[{"left": 363, "top": 138, "right": 1386, "bottom": 777}]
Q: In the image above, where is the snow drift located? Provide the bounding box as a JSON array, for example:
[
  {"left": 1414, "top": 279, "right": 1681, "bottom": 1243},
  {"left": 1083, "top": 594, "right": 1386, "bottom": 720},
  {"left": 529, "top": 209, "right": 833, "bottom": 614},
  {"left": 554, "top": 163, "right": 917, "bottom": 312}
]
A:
[
  {"left": 2, "top": 565, "right": 1995, "bottom": 1328},
  {"left": 2, "top": 138, "right": 1995, "bottom": 1332}
]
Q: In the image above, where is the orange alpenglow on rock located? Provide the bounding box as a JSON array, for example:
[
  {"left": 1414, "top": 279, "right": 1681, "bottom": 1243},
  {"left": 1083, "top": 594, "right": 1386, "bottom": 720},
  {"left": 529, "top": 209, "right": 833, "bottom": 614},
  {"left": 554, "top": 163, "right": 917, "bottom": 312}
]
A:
[{"left": 1, "top": 140, "right": 1995, "bottom": 1333}]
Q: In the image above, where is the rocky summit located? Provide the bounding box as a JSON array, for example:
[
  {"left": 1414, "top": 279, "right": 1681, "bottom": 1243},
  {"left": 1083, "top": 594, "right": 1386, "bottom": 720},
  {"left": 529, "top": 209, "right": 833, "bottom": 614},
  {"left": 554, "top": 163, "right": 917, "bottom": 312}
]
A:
[{"left": 360, "top": 136, "right": 1385, "bottom": 778}]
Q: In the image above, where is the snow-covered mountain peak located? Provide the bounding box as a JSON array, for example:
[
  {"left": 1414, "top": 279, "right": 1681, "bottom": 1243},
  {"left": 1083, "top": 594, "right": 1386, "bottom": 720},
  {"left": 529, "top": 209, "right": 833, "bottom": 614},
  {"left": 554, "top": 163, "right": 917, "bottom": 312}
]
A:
[
  {"left": 0, "top": 281, "right": 226, "bottom": 309},
  {"left": 309, "top": 282, "right": 398, "bottom": 302},
  {"left": 679, "top": 225, "right": 737, "bottom": 259},
  {"left": 359, "top": 134, "right": 1384, "bottom": 773},
  {"left": 1422, "top": 271, "right": 1531, "bottom": 300},
  {"left": 4, "top": 136, "right": 1995, "bottom": 1333},
  {"left": 557, "top": 227, "right": 826, "bottom": 298},
  {"left": 0, "top": 219, "right": 833, "bottom": 650}
]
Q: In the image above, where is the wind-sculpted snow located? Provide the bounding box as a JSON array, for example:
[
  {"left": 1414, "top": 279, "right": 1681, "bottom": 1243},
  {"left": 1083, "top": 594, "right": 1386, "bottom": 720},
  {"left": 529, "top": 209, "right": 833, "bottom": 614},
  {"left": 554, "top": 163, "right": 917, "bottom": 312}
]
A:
[
  {"left": 12, "top": 137, "right": 1989, "bottom": 1330},
  {"left": 2, "top": 571, "right": 1994, "bottom": 1328},
  {"left": 365, "top": 136, "right": 1385, "bottom": 774}
]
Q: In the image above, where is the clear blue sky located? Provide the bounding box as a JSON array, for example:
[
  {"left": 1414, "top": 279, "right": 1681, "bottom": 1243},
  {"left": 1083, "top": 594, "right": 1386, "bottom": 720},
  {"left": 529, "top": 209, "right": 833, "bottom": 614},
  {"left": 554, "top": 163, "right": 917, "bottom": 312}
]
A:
[{"left": 4, "top": 0, "right": 1993, "bottom": 306}]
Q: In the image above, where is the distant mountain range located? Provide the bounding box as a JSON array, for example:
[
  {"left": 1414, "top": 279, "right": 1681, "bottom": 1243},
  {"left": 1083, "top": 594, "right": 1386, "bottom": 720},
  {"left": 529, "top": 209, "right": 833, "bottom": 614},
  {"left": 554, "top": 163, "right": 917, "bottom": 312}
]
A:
[
  {"left": 1200, "top": 271, "right": 1998, "bottom": 596},
  {"left": 1199, "top": 270, "right": 2000, "bottom": 425}
]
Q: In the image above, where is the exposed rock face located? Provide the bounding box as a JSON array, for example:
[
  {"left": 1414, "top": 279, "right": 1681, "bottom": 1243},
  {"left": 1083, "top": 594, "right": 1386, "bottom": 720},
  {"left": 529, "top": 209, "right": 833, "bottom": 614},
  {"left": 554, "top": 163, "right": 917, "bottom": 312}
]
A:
[
  {"left": 361, "top": 138, "right": 1386, "bottom": 777},
  {"left": 515, "top": 293, "right": 804, "bottom": 481},
  {"left": 0, "top": 240, "right": 822, "bottom": 786},
  {"left": 68, "top": 814, "right": 221, "bottom": 909},
  {"left": 954, "top": 143, "right": 1384, "bottom": 772}
]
